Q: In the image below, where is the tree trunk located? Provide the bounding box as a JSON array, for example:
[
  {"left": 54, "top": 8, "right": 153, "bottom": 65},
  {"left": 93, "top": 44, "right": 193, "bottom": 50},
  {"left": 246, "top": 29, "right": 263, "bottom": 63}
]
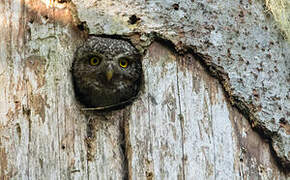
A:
[{"left": 0, "top": 0, "right": 289, "bottom": 179}]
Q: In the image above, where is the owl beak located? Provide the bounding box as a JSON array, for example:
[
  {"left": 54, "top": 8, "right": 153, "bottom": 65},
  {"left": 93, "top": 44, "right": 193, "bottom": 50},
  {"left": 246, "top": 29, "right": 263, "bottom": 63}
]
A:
[{"left": 106, "top": 70, "right": 114, "bottom": 81}]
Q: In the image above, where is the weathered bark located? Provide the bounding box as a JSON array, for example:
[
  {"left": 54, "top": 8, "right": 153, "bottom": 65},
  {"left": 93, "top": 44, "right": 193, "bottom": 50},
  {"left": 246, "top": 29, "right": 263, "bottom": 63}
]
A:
[
  {"left": 126, "top": 42, "right": 287, "bottom": 179},
  {"left": 0, "top": 0, "right": 289, "bottom": 179}
]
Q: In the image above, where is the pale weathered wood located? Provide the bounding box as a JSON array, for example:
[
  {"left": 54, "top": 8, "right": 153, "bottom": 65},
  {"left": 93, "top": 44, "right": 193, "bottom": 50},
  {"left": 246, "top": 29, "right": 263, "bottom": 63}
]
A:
[
  {"left": 127, "top": 43, "right": 184, "bottom": 179},
  {"left": 127, "top": 42, "right": 288, "bottom": 180},
  {"left": 85, "top": 111, "right": 127, "bottom": 180},
  {"left": 0, "top": 0, "right": 288, "bottom": 179},
  {"left": 0, "top": 0, "right": 124, "bottom": 179}
]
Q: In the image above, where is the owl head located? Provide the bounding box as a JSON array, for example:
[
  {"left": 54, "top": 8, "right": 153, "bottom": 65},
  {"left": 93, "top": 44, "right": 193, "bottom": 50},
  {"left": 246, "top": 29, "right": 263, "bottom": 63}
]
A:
[{"left": 72, "top": 36, "right": 142, "bottom": 110}]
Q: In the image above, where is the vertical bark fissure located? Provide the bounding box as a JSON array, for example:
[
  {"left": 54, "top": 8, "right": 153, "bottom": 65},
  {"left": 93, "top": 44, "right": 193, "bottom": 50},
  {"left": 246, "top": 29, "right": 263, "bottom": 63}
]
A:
[
  {"left": 85, "top": 116, "right": 96, "bottom": 180},
  {"left": 86, "top": 158, "right": 90, "bottom": 180},
  {"left": 146, "top": 67, "right": 154, "bottom": 179},
  {"left": 86, "top": 119, "right": 90, "bottom": 180},
  {"left": 25, "top": 72, "right": 31, "bottom": 180},
  {"left": 176, "top": 57, "right": 186, "bottom": 180},
  {"left": 121, "top": 111, "right": 129, "bottom": 180},
  {"left": 85, "top": 116, "right": 97, "bottom": 180},
  {"left": 207, "top": 76, "right": 217, "bottom": 179}
]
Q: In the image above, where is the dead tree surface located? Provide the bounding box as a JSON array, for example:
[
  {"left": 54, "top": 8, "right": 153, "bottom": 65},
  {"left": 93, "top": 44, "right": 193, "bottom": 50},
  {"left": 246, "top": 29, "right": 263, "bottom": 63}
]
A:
[{"left": 0, "top": 0, "right": 289, "bottom": 179}]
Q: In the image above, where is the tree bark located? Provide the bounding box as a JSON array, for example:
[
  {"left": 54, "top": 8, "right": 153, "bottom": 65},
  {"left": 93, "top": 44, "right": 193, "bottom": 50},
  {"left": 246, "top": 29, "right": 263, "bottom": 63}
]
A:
[{"left": 0, "top": 0, "right": 289, "bottom": 179}]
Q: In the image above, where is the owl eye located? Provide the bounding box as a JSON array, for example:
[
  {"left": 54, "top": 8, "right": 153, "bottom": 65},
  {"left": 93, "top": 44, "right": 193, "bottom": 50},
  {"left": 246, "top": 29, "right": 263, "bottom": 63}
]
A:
[
  {"left": 90, "top": 56, "right": 101, "bottom": 66},
  {"left": 119, "top": 59, "right": 128, "bottom": 68}
]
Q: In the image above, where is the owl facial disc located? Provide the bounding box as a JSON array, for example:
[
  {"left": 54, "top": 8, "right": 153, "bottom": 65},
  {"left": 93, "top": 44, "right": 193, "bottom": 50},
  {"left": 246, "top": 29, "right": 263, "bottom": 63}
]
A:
[{"left": 72, "top": 36, "right": 142, "bottom": 111}]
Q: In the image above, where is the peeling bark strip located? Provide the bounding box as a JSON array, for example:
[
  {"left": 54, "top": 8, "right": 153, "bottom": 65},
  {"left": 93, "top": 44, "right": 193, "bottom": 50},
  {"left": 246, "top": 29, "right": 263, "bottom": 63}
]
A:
[{"left": 0, "top": 0, "right": 289, "bottom": 179}]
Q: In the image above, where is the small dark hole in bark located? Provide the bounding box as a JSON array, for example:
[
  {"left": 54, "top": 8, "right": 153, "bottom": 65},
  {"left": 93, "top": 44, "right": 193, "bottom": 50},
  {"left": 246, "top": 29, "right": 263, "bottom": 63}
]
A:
[
  {"left": 44, "top": 15, "right": 49, "bottom": 20},
  {"left": 29, "top": 19, "right": 34, "bottom": 23},
  {"left": 23, "top": 107, "right": 31, "bottom": 116},
  {"left": 77, "top": 23, "right": 86, "bottom": 31},
  {"left": 239, "top": 11, "right": 244, "bottom": 17},
  {"left": 128, "top": 15, "right": 140, "bottom": 25},
  {"left": 61, "top": 145, "right": 65, "bottom": 149},
  {"left": 172, "top": 3, "right": 179, "bottom": 10},
  {"left": 146, "top": 171, "right": 153, "bottom": 178},
  {"left": 279, "top": 118, "right": 286, "bottom": 124},
  {"left": 57, "top": 0, "right": 69, "bottom": 3}
]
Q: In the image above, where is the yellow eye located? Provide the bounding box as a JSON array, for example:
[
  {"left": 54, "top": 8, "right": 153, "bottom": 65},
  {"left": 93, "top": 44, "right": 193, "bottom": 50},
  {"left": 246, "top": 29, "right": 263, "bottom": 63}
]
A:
[
  {"left": 90, "top": 57, "right": 100, "bottom": 66},
  {"left": 119, "top": 59, "right": 128, "bottom": 68}
]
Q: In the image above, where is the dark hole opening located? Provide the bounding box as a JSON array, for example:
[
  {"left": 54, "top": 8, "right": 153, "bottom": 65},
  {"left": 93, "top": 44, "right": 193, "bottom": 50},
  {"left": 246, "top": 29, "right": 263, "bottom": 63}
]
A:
[
  {"left": 57, "top": 0, "right": 69, "bottom": 3},
  {"left": 128, "top": 15, "right": 140, "bottom": 25},
  {"left": 77, "top": 22, "right": 86, "bottom": 31},
  {"left": 172, "top": 3, "right": 179, "bottom": 10}
]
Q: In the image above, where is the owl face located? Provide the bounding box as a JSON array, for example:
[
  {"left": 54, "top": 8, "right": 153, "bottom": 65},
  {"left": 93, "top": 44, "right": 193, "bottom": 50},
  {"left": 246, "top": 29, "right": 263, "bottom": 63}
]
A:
[{"left": 72, "top": 36, "right": 142, "bottom": 110}]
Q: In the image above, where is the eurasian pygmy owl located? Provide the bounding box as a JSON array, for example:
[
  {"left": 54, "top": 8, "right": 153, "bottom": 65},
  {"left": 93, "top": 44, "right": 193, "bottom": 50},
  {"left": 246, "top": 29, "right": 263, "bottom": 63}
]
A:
[{"left": 72, "top": 36, "right": 142, "bottom": 110}]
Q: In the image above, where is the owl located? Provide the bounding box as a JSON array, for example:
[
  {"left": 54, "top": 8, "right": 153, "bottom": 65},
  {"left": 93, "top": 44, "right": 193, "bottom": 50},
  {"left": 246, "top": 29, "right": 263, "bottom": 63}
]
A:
[{"left": 72, "top": 36, "right": 142, "bottom": 110}]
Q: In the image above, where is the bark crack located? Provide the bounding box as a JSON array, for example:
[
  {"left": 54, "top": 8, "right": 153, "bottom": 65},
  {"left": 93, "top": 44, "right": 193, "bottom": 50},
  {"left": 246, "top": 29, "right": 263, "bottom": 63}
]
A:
[
  {"left": 208, "top": 80, "right": 217, "bottom": 180},
  {"left": 85, "top": 116, "right": 97, "bottom": 180},
  {"left": 121, "top": 111, "right": 130, "bottom": 180},
  {"left": 146, "top": 68, "right": 154, "bottom": 180},
  {"left": 25, "top": 78, "right": 31, "bottom": 180},
  {"left": 176, "top": 56, "right": 186, "bottom": 180}
]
